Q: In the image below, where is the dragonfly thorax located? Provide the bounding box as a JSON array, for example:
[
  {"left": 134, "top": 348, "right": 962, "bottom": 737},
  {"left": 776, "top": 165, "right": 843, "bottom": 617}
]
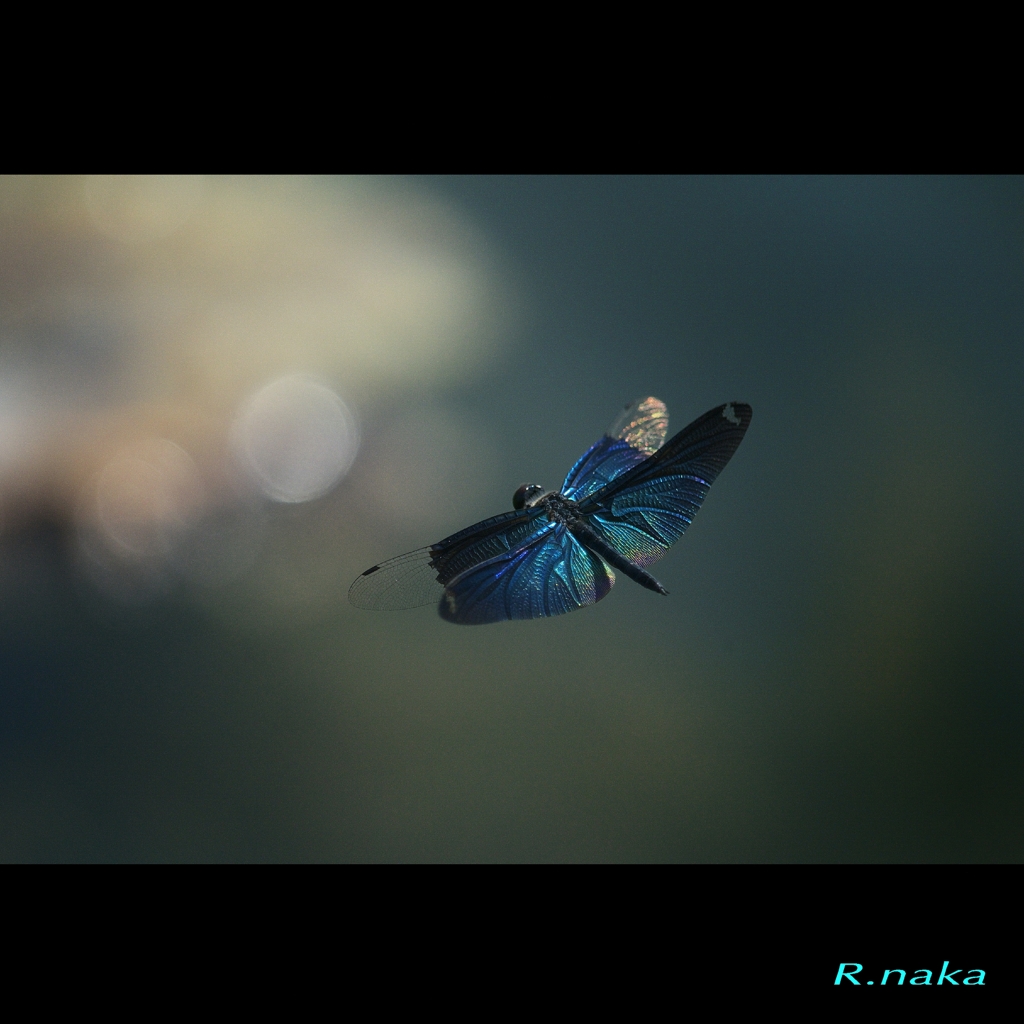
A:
[{"left": 537, "top": 491, "right": 583, "bottom": 526}]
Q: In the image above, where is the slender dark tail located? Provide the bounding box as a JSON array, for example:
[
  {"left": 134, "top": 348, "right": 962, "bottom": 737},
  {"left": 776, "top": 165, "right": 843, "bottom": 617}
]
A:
[{"left": 570, "top": 522, "right": 669, "bottom": 596}]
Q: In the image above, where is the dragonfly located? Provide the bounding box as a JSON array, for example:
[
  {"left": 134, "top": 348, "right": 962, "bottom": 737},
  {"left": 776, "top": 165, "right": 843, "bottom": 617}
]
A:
[{"left": 349, "top": 397, "right": 752, "bottom": 625}]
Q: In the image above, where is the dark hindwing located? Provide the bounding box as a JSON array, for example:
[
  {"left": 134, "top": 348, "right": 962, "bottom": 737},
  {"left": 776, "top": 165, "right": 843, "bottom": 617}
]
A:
[
  {"left": 429, "top": 509, "right": 547, "bottom": 584},
  {"left": 578, "top": 403, "right": 752, "bottom": 568},
  {"left": 439, "top": 523, "right": 615, "bottom": 625}
]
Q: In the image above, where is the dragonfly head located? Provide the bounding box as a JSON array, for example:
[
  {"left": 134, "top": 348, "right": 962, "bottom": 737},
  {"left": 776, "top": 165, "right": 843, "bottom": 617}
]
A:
[{"left": 512, "top": 483, "right": 546, "bottom": 510}]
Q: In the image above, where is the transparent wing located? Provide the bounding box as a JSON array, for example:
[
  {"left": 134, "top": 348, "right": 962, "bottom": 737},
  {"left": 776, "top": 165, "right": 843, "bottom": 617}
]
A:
[
  {"left": 561, "top": 397, "right": 669, "bottom": 502},
  {"left": 580, "top": 402, "right": 752, "bottom": 568},
  {"left": 606, "top": 396, "right": 670, "bottom": 454},
  {"left": 349, "top": 508, "right": 546, "bottom": 611},
  {"left": 348, "top": 547, "right": 442, "bottom": 610},
  {"left": 439, "top": 523, "right": 615, "bottom": 625}
]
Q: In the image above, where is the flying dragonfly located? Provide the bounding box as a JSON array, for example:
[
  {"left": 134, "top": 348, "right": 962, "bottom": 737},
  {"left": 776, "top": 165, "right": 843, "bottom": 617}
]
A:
[{"left": 349, "top": 398, "right": 752, "bottom": 625}]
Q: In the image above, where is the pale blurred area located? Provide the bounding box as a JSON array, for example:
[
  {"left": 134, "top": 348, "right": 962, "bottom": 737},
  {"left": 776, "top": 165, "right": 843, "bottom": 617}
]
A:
[
  {"left": 2, "top": 175, "right": 1023, "bottom": 864},
  {"left": 0, "top": 175, "right": 508, "bottom": 613}
]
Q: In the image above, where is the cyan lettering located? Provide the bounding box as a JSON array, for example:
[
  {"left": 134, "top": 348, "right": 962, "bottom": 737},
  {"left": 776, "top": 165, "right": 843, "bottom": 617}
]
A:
[
  {"left": 881, "top": 969, "right": 906, "bottom": 985},
  {"left": 963, "top": 970, "right": 986, "bottom": 985},
  {"left": 937, "top": 962, "right": 961, "bottom": 985},
  {"left": 910, "top": 970, "right": 932, "bottom": 985},
  {"left": 835, "top": 963, "right": 863, "bottom": 985}
]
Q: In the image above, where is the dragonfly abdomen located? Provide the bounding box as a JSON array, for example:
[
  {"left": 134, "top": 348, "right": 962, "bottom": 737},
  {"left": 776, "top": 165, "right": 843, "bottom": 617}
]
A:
[{"left": 569, "top": 521, "right": 669, "bottom": 596}]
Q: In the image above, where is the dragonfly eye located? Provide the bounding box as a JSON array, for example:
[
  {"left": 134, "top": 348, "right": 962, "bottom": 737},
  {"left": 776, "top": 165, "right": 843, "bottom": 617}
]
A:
[{"left": 512, "top": 483, "right": 545, "bottom": 510}]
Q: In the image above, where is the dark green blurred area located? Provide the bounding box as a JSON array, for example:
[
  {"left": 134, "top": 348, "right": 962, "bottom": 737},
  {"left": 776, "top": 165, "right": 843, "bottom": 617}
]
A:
[{"left": 3, "top": 176, "right": 1023, "bottom": 861}]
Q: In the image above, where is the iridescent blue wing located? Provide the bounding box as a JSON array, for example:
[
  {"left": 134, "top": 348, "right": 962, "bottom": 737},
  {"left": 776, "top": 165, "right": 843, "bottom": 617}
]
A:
[
  {"left": 350, "top": 509, "right": 616, "bottom": 624},
  {"left": 578, "top": 402, "right": 752, "bottom": 569},
  {"left": 561, "top": 397, "right": 669, "bottom": 502},
  {"left": 349, "top": 509, "right": 543, "bottom": 610},
  {"left": 438, "top": 522, "right": 615, "bottom": 625}
]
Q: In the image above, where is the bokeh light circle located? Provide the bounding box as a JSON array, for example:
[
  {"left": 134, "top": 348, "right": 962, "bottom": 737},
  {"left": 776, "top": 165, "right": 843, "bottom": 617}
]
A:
[{"left": 231, "top": 375, "right": 359, "bottom": 503}]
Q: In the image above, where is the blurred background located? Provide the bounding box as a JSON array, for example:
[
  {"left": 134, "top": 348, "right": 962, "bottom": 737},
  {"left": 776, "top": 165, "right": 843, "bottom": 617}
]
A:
[{"left": 1, "top": 175, "right": 1021, "bottom": 861}]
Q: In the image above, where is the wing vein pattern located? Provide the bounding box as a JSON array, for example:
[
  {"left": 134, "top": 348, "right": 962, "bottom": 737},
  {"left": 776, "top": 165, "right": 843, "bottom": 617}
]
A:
[
  {"left": 348, "top": 399, "right": 750, "bottom": 624},
  {"left": 578, "top": 402, "right": 752, "bottom": 569}
]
